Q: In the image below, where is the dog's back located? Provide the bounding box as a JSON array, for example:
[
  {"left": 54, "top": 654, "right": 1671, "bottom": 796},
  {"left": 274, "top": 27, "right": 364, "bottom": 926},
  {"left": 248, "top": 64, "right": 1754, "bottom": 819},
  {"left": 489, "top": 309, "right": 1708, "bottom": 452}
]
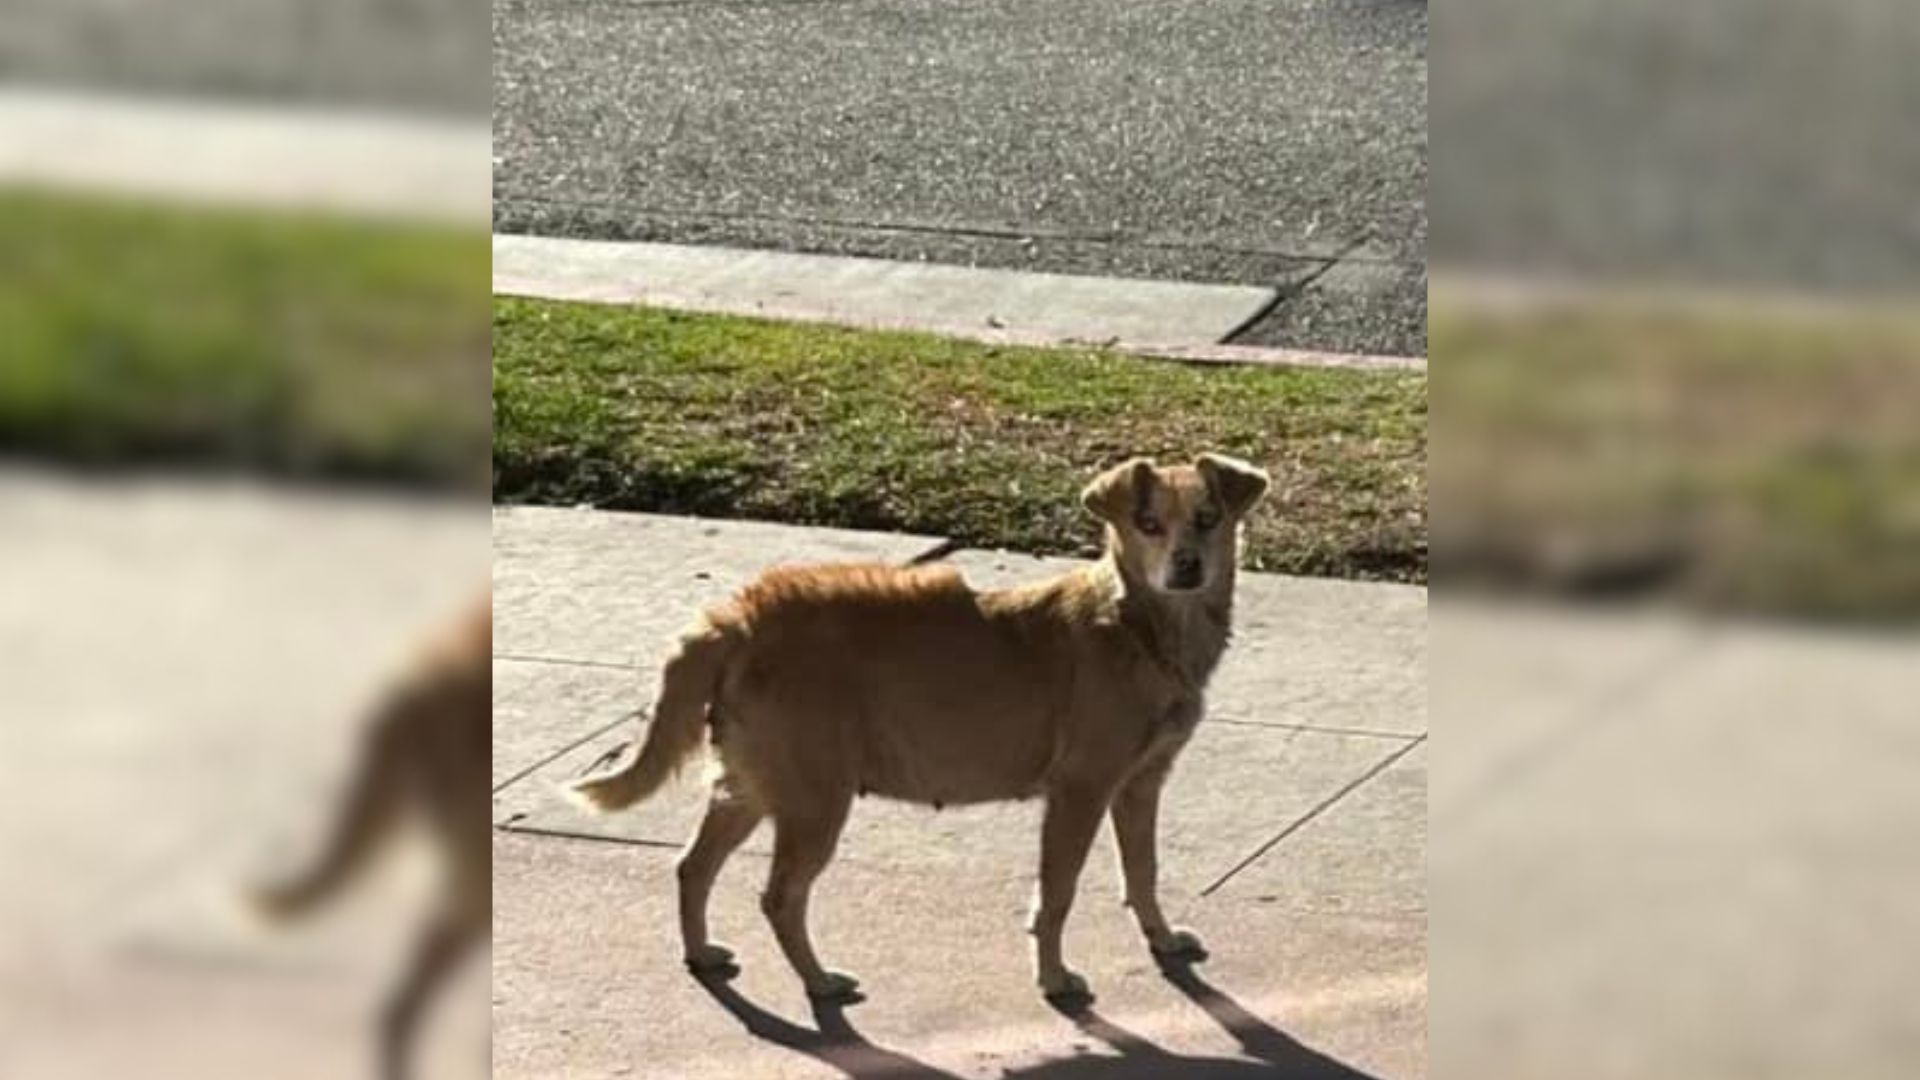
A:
[{"left": 711, "top": 561, "right": 1142, "bottom": 808}]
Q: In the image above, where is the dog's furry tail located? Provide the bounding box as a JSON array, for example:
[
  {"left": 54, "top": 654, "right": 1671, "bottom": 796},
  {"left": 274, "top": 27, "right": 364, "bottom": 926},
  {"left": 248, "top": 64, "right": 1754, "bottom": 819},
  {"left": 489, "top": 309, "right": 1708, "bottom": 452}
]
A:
[
  {"left": 246, "top": 687, "right": 416, "bottom": 923},
  {"left": 569, "top": 617, "right": 737, "bottom": 813}
]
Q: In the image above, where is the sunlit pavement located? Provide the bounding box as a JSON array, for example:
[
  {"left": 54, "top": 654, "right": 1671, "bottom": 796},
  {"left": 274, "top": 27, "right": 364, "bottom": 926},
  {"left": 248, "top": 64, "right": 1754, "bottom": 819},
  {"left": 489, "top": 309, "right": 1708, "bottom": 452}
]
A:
[
  {"left": 1433, "top": 601, "right": 1920, "bottom": 1080},
  {"left": 0, "top": 466, "right": 486, "bottom": 1079},
  {"left": 490, "top": 505, "right": 1428, "bottom": 1080}
]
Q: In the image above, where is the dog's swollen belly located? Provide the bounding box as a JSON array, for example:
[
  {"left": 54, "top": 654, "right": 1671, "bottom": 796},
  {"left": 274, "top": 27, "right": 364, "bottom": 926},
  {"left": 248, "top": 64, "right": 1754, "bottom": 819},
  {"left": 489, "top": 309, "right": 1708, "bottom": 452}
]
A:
[
  {"left": 712, "top": 578, "right": 1077, "bottom": 812},
  {"left": 849, "top": 686, "right": 1060, "bottom": 806}
]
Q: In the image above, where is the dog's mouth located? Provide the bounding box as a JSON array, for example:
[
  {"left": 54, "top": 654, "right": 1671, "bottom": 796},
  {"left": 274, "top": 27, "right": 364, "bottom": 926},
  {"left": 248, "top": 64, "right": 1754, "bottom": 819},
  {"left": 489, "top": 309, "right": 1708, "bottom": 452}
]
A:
[{"left": 1162, "top": 569, "right": 1206, "bottom": 592}]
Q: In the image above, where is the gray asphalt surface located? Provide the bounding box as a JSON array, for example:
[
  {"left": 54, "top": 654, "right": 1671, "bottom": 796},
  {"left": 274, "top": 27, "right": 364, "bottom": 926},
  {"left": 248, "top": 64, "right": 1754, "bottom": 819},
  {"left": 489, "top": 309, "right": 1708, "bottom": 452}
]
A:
[
  {"left": 0, "top": 0, "right": 489, "bottom": 115},
  {"left": 493, "top": 0, "right": 1429, "bottom": 355},
  {"left": 1432, "top": 0, "right": 1919, "bottom": 297}
]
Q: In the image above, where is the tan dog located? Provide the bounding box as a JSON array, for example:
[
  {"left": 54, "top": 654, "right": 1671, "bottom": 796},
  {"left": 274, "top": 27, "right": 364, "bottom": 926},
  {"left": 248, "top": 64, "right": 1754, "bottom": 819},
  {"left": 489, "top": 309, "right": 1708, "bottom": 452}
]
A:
[
  {"left": 571, "top": 454, "right": 1268, "bottom": 1002},
  {"left": 249, "top": 594, "right": 491, "bottom": 1080}
]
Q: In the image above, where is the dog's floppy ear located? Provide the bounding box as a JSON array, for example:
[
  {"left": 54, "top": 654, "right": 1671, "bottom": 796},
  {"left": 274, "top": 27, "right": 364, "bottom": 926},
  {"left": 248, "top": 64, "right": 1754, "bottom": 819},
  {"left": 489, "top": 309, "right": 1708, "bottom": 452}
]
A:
[
  {"left": 1196, "top": 453, "right": 1270, "bottom": 517},
  {"left": 1081, "top": 458, "right": 1156, "bottom": 524}
]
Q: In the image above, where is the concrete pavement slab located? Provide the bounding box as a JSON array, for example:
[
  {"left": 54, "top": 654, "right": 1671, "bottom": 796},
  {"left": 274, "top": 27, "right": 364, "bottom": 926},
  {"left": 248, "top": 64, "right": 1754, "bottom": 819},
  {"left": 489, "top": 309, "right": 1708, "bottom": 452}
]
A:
[
  {"left": 495, "top": 541, "right": 1426, "bottom": 892},
  {"left": 1211, "top": 746, "right": 1426, "bottom": 921},
  {"left": 0, "top": 467, "right": 483, "bottom": 950},
  {"left": 1, "top": 958, "right": 486, "bottom": 1080},
  {"left": 493, "top": 830, "right": 1423, "bottom": 1080},
  {"left": 1429, "top": 599, "right": 1708, "bottom": 822},
  {"left": 0, "top": 466, "right": 486, "bottom": 1077},
  {"left": 491, "top": 506, "right": 944, "bottom": 665},
  {"left": 1442, "top": 622, "right": 1920, "bottom": 852},
  {"left": 1214, "top": 571, "right": 1427, "bottom": 738},
  {"left": 1433, "top": 610, "right": 1920, "bottom": 1080},
  {"left": 0, "top": 87, "right": 490, "bottom": 224},
  {"left": 493, "top": 234, "right": 1276, "bottom": 348},
  {"left": 499, "top": 716, "right": 1408, "bottom": 898},
  {"left": 491, "top": 511, "right": 1427, "bottom": 1076},
  {"left": 939, "top": 550, "right": 1428, "bottom": 736},
  {"left": 493, "top": 656, "right": 644, "bottom": 791}
]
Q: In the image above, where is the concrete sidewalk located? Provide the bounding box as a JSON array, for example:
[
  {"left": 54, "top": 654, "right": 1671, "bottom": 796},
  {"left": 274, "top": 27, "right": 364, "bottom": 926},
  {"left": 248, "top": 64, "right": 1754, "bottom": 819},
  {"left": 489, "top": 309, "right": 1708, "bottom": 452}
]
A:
[
  {"left": 0, "top": 466, "right": 487, "bottom": 1078},
  {"left": 0, "top": 86, "right": 490, "bottom": 224},
  {"left": 493, "top": 234, "right": 1427, "bottom": 371},
  {"left": 491, "top": 505, "right": 1428, "bottom": 1080},
  {"left": 1431, "top": 601, "right": 1920, "bottom": 1080}
]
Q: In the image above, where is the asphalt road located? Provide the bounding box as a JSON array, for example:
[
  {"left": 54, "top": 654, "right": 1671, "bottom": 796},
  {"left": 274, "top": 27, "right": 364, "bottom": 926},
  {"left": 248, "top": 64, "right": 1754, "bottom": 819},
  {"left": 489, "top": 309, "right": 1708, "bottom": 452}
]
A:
[
  {"left": 493, "top": 0, "right": 1430, "bottom": 355},
  {"left": 1432, "top": 0, "right": 1919, "bottom": 298},
  {"left": 0, "top": 0, "right": 489, "bottom": 116}
]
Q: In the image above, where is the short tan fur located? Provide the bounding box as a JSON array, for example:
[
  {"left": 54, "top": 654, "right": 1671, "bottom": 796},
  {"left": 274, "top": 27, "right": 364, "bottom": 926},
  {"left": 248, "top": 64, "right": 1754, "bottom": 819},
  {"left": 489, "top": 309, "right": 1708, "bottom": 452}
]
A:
[{"left": 571, "top": 453, "right": 1269, "bottom": 1002}]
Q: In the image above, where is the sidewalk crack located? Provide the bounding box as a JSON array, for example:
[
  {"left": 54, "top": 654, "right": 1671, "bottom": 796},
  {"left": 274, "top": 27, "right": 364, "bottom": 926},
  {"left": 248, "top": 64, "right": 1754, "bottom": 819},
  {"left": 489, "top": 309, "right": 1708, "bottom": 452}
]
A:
[
  {"left": 491, "top": 710, "right": 640, "bottom": 795},
  {"left": 1218, "top": 240, "right": 1363, "bottom": 345},
  {"left": 493, "top": 652, "right": 640, "bottom": 671},
  {"left": 1198, "top": 734, "right": 1426, "bottom": 897},
  {"left": 1205, "top": 714, "right": 1422, "bottom": 741}
]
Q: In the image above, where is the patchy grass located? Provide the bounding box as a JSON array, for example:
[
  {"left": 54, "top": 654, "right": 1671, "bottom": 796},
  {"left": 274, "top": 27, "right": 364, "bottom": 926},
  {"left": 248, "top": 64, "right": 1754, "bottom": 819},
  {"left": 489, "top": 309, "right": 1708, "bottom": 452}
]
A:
[
  {"left": 493, "top": 300, "right": 1427, "bottom": 582},
  {"left": 1432, "top": 295, "right": 1920, "bottom": 619},
  {"left": 0, "top": 186, "right": 490, "bottom": 486}
]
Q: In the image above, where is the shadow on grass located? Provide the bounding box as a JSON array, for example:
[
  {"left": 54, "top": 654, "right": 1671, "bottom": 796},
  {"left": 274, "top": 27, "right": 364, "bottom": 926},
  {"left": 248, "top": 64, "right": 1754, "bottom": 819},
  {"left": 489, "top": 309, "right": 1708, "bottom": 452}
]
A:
[{"left": 692, "top": 956, "right": 1383, "bottom": 1080}]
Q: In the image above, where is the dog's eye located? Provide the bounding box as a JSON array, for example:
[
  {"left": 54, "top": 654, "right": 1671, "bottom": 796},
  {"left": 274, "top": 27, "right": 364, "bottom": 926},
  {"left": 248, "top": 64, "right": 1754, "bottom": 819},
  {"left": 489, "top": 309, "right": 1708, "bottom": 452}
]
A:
[
  {"left": 1194, "top": 512, "right": 1219, "bottom": 532},
  {"left": 1135, "top": 514, "right": 1164, "bottom": 536}
]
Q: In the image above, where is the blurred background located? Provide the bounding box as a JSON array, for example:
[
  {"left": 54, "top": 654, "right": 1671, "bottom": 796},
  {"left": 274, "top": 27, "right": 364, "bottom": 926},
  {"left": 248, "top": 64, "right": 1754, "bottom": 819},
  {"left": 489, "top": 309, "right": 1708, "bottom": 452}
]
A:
[
  {"left": 0, "top": 1, "right": 489, "bottom": 1077},
  {"left": 7, "top": 0, "right": 1918, "bottom": 1077},
  {"left": 1430, "top": 0, "right": 1920, "bottom": 1077}
]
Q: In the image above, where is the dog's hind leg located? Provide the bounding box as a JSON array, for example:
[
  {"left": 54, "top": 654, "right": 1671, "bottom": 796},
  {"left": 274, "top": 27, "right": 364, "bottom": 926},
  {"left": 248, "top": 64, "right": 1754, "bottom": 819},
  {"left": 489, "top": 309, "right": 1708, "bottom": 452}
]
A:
[
  {"left": 379, "top": 901, "right": 481, "bottom": 1080},
  {"left": 678, "top": 790, "right": 763, "bottom": 973},
  {"left": 1032, "top": 781, "right": 1109, "bottom": 1001},
  {"left": 762, "top": 793, "right": 858, "bottom": 1001}
]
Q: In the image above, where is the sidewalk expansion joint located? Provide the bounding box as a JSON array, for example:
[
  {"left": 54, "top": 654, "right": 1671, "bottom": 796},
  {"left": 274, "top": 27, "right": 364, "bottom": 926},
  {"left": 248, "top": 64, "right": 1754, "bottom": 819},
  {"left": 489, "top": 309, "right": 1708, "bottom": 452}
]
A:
[
  {"left": 1198, "top": 734, "right": 1427, "bottom": 898},
  {"left": 496, "top": 822, "right": 685, "bottom": 852},
  {"left": 493, "top": 652, "right": 641, "bottom": 671},
  {"left": 492, "top": 712, "right": 640, "bottom": 795},
  {"left": 1205, "top": 715, "right": 1422, "bottom": 742},
  {"left": 1218, "top": 240, "right": 1363, "bottom": 346},
  {"left": 496, "top": 195, "right": 1364, "bottom": 265}
]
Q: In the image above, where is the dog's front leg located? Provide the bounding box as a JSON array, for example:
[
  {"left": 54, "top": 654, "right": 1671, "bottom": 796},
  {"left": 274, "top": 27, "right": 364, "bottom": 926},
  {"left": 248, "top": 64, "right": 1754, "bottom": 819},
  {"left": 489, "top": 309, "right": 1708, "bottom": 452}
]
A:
[
  {"left": 1112, "top": 761, "right": 1205, "bottom": 961},
  {"left": 1031, "top": 782, "right": 1108, "bottom": 1001}
]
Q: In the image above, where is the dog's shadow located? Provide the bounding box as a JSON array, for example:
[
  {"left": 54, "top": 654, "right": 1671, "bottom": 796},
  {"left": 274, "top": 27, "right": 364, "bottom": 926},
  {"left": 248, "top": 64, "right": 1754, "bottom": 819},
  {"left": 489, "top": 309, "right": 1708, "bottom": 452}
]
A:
[{"left": 693, "top": 956, "right": 1384, "bottom": 1080}]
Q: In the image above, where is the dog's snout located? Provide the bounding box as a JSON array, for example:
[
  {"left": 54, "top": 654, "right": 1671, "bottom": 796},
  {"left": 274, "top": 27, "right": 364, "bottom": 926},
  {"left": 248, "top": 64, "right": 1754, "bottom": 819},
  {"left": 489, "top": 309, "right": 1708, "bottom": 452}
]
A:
[{"left": 1168, "top": 550, "right": 1204, "bottom": 589}]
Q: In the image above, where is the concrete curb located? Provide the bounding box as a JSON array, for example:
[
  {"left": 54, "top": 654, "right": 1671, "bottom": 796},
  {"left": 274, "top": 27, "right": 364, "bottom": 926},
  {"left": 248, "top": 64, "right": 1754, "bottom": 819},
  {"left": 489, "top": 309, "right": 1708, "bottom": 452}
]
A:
[
  {"left": 1432, "top": 268, "right": 1914, "bottom": 324},
  {"left": 0, "top": 87, "right": 489, "bottom": 225},
  {"left": 496, "top": 233, "right": 1427, "bottom": 371}
]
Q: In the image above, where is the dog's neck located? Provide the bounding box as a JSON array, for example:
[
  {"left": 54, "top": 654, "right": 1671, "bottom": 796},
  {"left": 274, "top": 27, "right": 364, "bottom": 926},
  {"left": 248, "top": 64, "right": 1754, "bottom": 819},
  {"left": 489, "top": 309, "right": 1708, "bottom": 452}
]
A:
[{"left": 1099, "top": 551, "right": 1234, "bottom": 693}]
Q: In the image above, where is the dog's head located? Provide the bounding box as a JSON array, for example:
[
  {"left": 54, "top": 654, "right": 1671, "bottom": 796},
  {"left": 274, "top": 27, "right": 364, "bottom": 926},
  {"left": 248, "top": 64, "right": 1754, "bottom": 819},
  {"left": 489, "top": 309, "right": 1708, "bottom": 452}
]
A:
[{"left": 1081, "top": 454, "right": 1270, "bottom": 594}]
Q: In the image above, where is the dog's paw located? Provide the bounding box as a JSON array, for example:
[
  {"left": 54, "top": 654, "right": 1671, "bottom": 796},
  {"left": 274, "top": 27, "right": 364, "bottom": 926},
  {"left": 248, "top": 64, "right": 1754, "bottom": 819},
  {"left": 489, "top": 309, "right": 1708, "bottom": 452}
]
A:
[
  {"left": 805, "top": 971, "right": 864, "bottom": 1004},
  {"left": 1149, "top": 927, "right": 1208, "bottom": 962},
  {"left": 684, "top": 942, "right": 739, "bottom": 975},
  {"left": 1039, "top": 969, "right": 1093, "bottom": 1005}
]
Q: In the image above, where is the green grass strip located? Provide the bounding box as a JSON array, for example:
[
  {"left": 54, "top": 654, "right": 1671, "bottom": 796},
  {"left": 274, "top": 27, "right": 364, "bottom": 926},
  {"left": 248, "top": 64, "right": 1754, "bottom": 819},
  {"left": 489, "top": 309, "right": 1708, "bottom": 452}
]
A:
[
  {"left": 493, "top": 299, "right": 1427, "bottom": 582},
  {"left": 0, "top": 186, "right": 489, "bottom": 485}
]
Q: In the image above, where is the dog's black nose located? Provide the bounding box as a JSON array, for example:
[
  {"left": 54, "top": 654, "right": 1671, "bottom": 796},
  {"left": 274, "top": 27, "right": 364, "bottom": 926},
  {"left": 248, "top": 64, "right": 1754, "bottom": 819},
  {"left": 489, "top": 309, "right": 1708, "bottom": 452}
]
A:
[{"left": 1169, "top": 551, "right": 1203, "bottom": 589}]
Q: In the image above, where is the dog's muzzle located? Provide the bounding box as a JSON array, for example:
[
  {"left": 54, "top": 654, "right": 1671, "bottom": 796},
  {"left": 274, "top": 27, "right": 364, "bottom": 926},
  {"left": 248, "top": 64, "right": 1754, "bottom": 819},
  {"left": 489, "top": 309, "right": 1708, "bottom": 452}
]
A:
[{"left": 1167, "top": 550, "right": 1204, "bottom": 591}]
